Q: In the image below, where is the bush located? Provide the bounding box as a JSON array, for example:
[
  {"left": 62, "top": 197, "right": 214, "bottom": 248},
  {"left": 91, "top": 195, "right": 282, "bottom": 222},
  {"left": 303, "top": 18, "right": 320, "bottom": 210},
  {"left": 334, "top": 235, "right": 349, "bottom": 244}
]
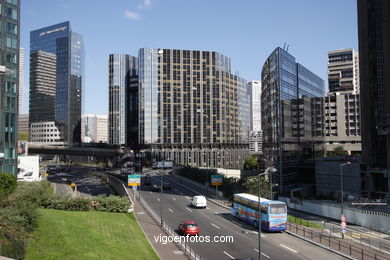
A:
[
  {"left": 5, "top": 181, "right": 52, "bottom": 208},
  {"left": 43, "top": 197, "right": 90, "bottom": 211},
  {"left": 0, "top": 204, "right": 38, "bottom": 232},
  {"left": 0, "top": 172, "right": 17, "bottom": 202},
  {"left": 93, "top": 195, "right": 131, "bottom": 213}
]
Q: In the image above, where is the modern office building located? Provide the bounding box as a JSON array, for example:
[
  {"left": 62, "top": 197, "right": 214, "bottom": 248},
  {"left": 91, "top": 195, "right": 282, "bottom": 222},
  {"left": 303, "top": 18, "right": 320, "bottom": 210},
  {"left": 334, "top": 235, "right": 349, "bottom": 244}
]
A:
[
  {"left": 358, "top": 0, "right": 390, "bottom": 199},
  {"left": 324, "top": 48, "right": 361, "bottom": 155},
  {"left": 29, "top": 51, "right": 56, "bottom": 124},
  {"left": 328, "top": 49, "right": 360, "bottom": 93},
  {"left": 30, "top": 121, "right": 64, "bottom": 145},
  {"left": 261, "top": 47, "right": 325, "bottom": 194},
  {"left": 30, "top": 21, "right": 85, "bottom": 146},
  {"left": 0, "top": 0, "right": 20, "bottom": 176},
  {"left": 81, "top": 114, "right": 108, "bottom": 143},
  {"left": 18, "top": 47, "right": 24, "bottom": 113},
  {"left": 127, "top": 75, "right": 139, "bottom": 148},
  {"left": 324, "top": 92, "right": 361, "bottom": 154},
  {"left": 18, "top": 114, "right": 29, "bottom": 133},
  {"left": 248, "top": 80, "right": 262, "bottom": 153},
  {"left": 138, "top": 48, "right": 250, "bottom": 169},
  {"left": 108, "top": 54, "right": 137, "bottom": 146}
]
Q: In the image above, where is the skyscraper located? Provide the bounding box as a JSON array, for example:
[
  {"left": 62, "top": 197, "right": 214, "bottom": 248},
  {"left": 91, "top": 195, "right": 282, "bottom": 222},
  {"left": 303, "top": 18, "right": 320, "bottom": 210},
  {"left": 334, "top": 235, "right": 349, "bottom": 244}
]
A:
[
  {"left": 30, "top": 21, "right": 85, "bottom": 146},
  {"left": 108, "top": 54, "right": 137, "bottom": 146},
  {"left": 81, "top": 114, "right": 108, "bottom": 143},
  {"left": 29, "top": 51, "right": 56, "bottom": 124},
  {"left": 324, "top": 48, "right": 361, "bottom": 155},
  {"left": 328, "top": 49, "right": 359, "bottom": 93},
  {"left": 0, "top": 0, "right": 20, "bottom": 176},
  {"left": 18, "top": 47, "right": 24, "bottom": 113},
  {"left": 138, "top": 48, "right": 250, "bottom": 169},
  {"left": 358, "top": 0, "right": 390, "bottom": 198},
  {"left": 261, "top": 47, "right": 324, "bottom": 193},
  {"left": 249, "top": 80, "right": 262, "bottom": 153}
]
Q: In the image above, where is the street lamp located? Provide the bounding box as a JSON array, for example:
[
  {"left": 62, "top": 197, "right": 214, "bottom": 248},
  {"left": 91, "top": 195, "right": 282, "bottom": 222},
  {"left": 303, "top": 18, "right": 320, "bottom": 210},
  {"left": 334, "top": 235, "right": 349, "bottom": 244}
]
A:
[
  {"left": 160, "top": 167, "right": 163, "bottom": 226},
  {"left": 340, "top": 162, "right": 351, "bottom": 239},
  {"left": 258, "top": 167, "right": 277, "bottom": 260}
]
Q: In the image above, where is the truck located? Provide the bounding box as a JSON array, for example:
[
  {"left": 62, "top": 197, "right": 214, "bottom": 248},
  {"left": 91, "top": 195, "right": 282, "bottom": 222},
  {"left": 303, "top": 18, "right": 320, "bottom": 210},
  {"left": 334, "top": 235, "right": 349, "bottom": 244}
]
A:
[
  {"left": 152, "top": 161, "right": 173, "bottom": 169},
  {"left": 17, "top": 156, "right": 41, "bottom": 182}
]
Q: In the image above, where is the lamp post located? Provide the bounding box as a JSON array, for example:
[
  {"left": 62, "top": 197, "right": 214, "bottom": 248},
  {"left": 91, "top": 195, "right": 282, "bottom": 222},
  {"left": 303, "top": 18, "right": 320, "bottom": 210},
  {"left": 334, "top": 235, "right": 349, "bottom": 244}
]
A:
[
  {"left": 160, "top": 168, "right": 163, "bottom": 226},
  {"left": 340, "top": 162, "right": 351, "bottom": 239},
  {"left": 258, "top": 167, "right": 277, "bottom": 260}
]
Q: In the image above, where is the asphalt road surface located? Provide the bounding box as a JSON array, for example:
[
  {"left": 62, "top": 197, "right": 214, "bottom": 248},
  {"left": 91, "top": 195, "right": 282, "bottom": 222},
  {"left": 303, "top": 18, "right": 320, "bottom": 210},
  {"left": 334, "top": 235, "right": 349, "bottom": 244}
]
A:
[{"left": 138, "top": 170, "right": 347, "bottom": 260}]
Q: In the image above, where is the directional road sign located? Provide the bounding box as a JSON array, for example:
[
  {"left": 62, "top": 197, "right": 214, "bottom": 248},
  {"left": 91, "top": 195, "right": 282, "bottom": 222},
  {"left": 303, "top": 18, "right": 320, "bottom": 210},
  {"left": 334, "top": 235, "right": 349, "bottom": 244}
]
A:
[
  {"left": 128, "top": 174, "right": 141, "bottom": 186},
  {"left": 211, "top": 175, "right": 223, "bottom": 186}
]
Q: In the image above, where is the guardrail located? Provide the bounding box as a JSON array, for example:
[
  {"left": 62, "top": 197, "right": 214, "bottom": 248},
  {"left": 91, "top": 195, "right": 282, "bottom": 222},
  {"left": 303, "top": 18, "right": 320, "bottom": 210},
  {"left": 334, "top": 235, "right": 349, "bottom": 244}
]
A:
[
  {"left": 287, "top": 222, "right": 390, "bottom": 260},
  {"left": 138, "top": 195, "right": 203, "bottom": 260}
]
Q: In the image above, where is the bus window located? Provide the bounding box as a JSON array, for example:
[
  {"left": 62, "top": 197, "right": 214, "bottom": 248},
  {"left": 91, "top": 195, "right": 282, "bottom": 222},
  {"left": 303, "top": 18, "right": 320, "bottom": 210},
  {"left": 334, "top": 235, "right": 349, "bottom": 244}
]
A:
[{"left": 270, "top": 204, "right": 286, "bottom": 214}]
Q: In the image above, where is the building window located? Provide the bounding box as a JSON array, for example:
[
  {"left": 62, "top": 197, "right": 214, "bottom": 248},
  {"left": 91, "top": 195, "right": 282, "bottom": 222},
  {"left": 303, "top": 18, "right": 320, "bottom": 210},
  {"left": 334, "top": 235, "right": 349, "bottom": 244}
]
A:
[{"left": 5, "top": 7, "right": 17, "bottom": 19}]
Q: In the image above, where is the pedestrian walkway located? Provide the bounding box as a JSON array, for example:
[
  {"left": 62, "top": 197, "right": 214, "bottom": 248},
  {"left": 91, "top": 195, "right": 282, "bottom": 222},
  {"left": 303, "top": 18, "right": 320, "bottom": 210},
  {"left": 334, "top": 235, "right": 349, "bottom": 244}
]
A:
[{"left": 127, "top": 187, "right": 188, "bottom": 260}]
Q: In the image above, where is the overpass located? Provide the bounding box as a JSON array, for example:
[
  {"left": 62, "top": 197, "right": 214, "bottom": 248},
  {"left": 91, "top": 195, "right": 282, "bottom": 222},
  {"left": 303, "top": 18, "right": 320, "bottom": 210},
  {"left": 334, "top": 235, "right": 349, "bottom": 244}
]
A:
[{"left": 26, "top": 144, "right": 124, "bottom": 158}]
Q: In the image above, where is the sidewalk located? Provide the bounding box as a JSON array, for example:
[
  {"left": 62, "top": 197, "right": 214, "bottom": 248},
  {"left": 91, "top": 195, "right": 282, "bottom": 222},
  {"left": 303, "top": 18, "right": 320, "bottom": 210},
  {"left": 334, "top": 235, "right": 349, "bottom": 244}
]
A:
[{"left": 127, "top": 187, "right": 188, "bottom": 260}]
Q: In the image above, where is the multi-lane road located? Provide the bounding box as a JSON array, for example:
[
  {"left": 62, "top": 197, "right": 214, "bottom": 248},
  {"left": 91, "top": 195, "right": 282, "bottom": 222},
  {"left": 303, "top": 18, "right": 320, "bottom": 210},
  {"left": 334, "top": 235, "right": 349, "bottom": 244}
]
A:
[{"left": 138, "top": 170, "right": 348, "bottom": 260}]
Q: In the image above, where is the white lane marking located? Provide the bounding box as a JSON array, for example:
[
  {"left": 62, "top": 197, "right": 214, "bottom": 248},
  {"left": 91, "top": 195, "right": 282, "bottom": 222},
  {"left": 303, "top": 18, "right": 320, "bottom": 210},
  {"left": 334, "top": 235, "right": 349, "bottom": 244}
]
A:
[
  {"left": 251, "top": 231, "right": 266, "bottom": 237},
  {"left": 172, "top": 197, "right": 176, "bottom": 201},
  {"left": 254, "top": 249, "right": 270, "bottom": 258},
  {"left": 186, "top": 208, "right": 193, "bottom": 212},
  {"left": 210, "top": 223, "right": 220, "bottom": 229},
  {"left": 280, "top": 244, "right": 298, "bottom": 253},
  {"left": 168, "top": 208, "right": 174, "bottom": 213},
  {"left": 206, "top": 207, "right": 210, "bottom": 209},
  {"left": 157, "top": 198, "right": 160, "bottom": 202},
  {"left": 185, "top": 196, "right": 191, "bottom": 199},
  {"left": 223, "top": 251, "right": 234, "bottom": 259}
]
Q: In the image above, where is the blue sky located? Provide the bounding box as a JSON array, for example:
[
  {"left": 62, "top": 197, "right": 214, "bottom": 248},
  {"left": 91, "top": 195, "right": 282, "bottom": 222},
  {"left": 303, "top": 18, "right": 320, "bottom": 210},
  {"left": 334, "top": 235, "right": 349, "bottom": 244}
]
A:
[{"left": 20, "top": 0, "right": 358, "bottom": 115}]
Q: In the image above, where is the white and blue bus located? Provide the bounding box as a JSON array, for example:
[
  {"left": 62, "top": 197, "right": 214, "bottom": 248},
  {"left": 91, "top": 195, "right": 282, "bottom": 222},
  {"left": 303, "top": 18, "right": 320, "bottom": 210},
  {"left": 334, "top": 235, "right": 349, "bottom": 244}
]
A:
[{"left": 231, "top": 193, "right": 287, "bottom": 231}]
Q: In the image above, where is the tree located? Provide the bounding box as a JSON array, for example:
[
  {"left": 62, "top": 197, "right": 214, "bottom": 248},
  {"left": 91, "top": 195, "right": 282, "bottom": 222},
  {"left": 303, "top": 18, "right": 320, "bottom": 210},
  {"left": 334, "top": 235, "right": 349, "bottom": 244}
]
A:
[
  {"left": 326, "top": 146, "right": 348, "bottom": 157},
  {"left": 243, "top": 155, "right": 259, "bottom": 170},
  {"left": 242, "top": 175, "right": 273, "bottom": 199},
  {"left": 18, "top": 132, "right": 29, "bottom": 141},
  {"left": 0, "top": 172, "right": 17, "bottom": 202}
]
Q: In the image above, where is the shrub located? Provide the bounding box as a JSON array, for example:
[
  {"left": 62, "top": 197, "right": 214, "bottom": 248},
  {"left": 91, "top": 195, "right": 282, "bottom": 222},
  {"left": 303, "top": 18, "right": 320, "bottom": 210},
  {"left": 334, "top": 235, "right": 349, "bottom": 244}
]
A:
[
  {"left": 43, "top": 197, "right": 90, "bottom": 211},
  {"left": 0, "top": 172, "right": 17, "bottom": 202},
  {"left": 5, "top": 181, "right": 52, "bottom": 208},
  {"left": 93, "top": 195, "right": 131, "bottom": 213}
]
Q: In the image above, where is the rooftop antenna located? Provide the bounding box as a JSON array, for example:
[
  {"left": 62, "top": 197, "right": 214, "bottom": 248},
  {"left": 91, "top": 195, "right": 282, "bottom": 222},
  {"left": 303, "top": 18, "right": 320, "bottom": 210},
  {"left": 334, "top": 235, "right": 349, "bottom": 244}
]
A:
[
  {"left": 286, "top": 45, "right": 290, "bottom": 53},
  {"left": 283, "top": 42, "right": 286, "bottom": 50}
]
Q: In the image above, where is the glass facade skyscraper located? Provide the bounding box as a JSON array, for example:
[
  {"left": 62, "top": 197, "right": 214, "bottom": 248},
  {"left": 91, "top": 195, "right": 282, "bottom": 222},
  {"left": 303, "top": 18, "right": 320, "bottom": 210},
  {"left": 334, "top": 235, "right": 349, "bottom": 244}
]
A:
[
  {"left": 108, "top": 54, "right": 137, "bottom": 145},
  {"left": 262, "top": 47, "right": 324, "bottom": 193},
  {"left": 30, "top": 21, "right": 85, "bottom": 145},
  {"left": 138, "top": 48, "right": 250, "bottom": 169},
  {"left": 0, "top": 0, "right": 20, "bottom": 176}
]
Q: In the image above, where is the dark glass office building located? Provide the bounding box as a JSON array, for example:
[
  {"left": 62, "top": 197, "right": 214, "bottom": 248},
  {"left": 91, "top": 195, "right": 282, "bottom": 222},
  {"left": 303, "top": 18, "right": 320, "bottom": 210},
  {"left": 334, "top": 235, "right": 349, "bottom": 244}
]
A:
[
  {"left": 358, "top": 0, "right": 390, "bottom": 198},
  {"left": 30, "top": 21, "right": 85, "bottom": 145},
  {"left": 0, "top": 0, "right": 20, "bottom": 176},
  {"left": 261, "top": 47, "right": 324, "bottom": 194}
]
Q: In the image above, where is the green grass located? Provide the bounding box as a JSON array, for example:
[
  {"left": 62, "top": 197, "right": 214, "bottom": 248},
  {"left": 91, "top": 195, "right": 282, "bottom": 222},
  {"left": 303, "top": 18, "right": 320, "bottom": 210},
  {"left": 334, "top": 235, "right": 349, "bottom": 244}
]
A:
[
  {"left": 288, "top": 215, "right": 324, "bottom": 229},
  {"left": 25, "top": 209, "right": 159, "bottom": 260}
]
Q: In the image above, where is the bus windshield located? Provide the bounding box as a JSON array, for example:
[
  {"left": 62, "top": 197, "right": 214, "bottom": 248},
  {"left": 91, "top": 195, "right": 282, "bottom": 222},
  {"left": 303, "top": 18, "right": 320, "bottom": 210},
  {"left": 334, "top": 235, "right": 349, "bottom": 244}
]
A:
[{"left": 270, "top": 204, "right": 286, "bottom": 214}]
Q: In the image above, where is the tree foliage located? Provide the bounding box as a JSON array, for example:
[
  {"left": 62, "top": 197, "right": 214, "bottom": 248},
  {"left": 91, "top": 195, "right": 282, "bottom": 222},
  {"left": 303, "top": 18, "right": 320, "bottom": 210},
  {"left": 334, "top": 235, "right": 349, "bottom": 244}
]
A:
[
  {"left": 243, "top": 155, "right": 259, "bottom": 170},
  {"left": 326, "top": 146, "right": 348, "bottom": 157},
  {"left": 242, "top": 175, "right": 273, "bottom": 199},
  {"left": 0, "top": 172, "right": 17, "bottom": 202}
]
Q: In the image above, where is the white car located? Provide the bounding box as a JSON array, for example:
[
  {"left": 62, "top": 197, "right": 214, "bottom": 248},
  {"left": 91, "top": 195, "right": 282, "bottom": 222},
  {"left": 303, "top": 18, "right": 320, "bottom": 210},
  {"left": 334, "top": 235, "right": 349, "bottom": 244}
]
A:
[{"left": 191, "top": 195, "right": 207, "bottom": 208}]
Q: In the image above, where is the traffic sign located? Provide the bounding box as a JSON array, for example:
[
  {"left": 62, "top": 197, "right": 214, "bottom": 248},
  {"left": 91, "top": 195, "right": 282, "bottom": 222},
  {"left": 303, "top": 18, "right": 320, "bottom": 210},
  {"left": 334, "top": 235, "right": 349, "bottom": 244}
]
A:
[
  {"left": 341, "top": 214, "right": 346, "bottom": 222},
  {"left": 128, "top": 174, "right": 141, "bottom": 186},
  {"left": 211, "top": 175, "right": 223, "bottom": 186}
]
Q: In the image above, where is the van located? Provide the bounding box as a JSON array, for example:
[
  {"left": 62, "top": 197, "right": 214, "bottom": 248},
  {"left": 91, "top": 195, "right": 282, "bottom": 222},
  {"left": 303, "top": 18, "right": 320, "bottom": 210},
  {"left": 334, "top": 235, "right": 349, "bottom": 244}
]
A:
[{"left": 191, "top": 195, "right": 207, "bottom": 208}]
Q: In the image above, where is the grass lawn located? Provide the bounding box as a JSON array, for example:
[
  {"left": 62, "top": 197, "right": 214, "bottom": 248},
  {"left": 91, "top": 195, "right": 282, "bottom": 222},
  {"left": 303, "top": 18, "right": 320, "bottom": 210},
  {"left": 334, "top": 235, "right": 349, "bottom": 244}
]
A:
[
  {"left": 288, "top": 215, "right": 324, "bottom": 229},
  {"left": 25, "top": 209, "right": 159, "bottom": 260}
]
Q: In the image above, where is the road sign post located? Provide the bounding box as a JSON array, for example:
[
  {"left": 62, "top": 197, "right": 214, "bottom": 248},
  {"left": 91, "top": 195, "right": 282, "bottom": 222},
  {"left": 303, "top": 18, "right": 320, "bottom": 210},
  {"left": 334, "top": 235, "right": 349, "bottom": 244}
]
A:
[
  {"left": 211, "top": 175, "right": 222, "bottom": 198},
  {"left": 340, "top": 214, "right": 347, "bottom": 239}
]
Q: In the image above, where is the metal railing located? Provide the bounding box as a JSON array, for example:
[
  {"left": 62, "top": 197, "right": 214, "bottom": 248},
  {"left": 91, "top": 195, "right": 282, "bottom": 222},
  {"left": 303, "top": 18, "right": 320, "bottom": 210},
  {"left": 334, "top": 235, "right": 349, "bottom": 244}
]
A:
[
  {"left": 287, "top": 222, "right": 390, "bottom": 260},
  {"left": 138, "top": 195, "right": 203, "bottom": 260}
]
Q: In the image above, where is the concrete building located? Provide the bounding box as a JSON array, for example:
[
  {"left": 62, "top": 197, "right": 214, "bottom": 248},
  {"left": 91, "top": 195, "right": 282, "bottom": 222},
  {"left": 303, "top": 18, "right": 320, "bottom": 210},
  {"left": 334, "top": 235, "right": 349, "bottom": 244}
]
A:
[
  {"left": 29, "top": 51, "right": 56, "bottom": 124},
  {"left": 249, "top": 80, "right": 262, "bottom": 154},
  {"left": 81, "top": 114, "right": 108, "bottom": 143},
  {"left": 108, "top": 54, "right": 137, "bottom": 146},
  {"left": 328, "top": 49, "right": 360, "bottom": 93},
  {"left": 18, "top": 47, "right": 24, "bottom": 113},
  {"left": 138, "top": 48, "right": 250, "bottom": 169},
  {"left": 358, "top": 0, "right": 390, "bottom": 199},
  {"left": 0, "top": 0, "right": 20, "bottom": 176},
  {"left": 30, "top": 21, "right": 85, "bottom": 146},
  {"left": 18, "top": 114, "right": 29, "bottom": 133},
  {"left": 261, "top": 47, "right": 325, "bottom": 194},
  {"left": 30, "top": 121, "right": 64, "bottom": 145}
]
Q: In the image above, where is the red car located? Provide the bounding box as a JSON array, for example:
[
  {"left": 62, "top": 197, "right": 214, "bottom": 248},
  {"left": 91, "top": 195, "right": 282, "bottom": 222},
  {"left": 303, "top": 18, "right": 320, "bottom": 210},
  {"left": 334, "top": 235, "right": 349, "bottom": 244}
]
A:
[{"left": 178, "top": 221, "right": 199, "bottom": 236}]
